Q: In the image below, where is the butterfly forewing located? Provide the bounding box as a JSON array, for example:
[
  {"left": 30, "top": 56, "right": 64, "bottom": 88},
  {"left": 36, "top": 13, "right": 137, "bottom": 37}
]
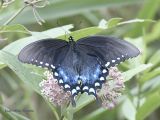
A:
[
  {"left": 18, "top": 39, "right": 68, "bottom": 69},
  {"left": 77, "top": 36, "right": 140, "bottom": 67}
]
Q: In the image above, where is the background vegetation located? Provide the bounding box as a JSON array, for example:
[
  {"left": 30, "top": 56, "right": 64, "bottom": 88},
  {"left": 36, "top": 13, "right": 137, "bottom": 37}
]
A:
[{"left": 0, "top": 0, "right": 160, "bottom": 120}]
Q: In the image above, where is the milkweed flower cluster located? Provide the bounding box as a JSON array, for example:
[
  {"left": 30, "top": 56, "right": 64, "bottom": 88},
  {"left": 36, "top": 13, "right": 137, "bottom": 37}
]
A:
[
  {"left": 39, "top": 67, "right": 125, "bottom": 109},
  {"left": 39, "top": 71, "right": 71, "bottom": 106},
  {"left": 97, "top": 67, "right": 125, "bottom": 109}
]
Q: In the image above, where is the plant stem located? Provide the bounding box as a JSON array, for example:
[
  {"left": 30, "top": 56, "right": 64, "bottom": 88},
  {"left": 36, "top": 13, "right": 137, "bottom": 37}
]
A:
[
  {"left": 3, "top": 5, "right": 27, "bottom": 25},
  {"left": 136, "top": 81, "right": 142, "bottom": 109}
]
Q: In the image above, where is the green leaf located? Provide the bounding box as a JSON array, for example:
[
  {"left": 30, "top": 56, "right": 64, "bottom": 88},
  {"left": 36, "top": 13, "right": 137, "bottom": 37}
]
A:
[
  {"left": 140, "top": 67, "right": 160, "bottom": 83},
  {"left": 123, "top": 64, "right": 152, "bottom": 82},
  {"left": 0, "top": 24, "right": 30, "bottom": 34},
  {"left": 0, "top": 50, "right": 42, "bottom": 93},
  {"left": 106, "top": 18, "right": 123, "bottom": 28},
  {"left": 121, "top": 98, "right": 136, "bottom": 120},
  {"left": 136, "top": 92, "right": 160, "bottom": 120},
  {"left": 148, "top": 50, "right": 160, "bottom": 68},
  {"left": 74, "top": 94, "right": 95, "bottom": 112}
]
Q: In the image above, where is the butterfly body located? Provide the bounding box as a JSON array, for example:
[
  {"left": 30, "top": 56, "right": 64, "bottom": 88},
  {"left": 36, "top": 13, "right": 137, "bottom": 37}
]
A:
[{"left": 18, "top": 35, "right": 140, "bottom": 105}]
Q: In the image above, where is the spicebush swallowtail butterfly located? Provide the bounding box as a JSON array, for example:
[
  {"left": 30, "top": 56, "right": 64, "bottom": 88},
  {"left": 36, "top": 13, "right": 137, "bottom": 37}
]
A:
[{"left": 18, "top": 35, "right": 140, "bottom": 105}]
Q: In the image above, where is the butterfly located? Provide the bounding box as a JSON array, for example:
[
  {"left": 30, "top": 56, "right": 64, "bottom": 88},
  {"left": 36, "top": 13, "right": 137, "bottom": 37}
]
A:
[{"left": 18, "top": 35, "right": 140, "bottom": 105}]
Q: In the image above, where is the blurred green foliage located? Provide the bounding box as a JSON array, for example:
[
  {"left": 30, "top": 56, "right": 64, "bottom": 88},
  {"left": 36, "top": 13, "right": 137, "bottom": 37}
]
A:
[{"left": 0, "top": 0, "right": 160, "bottom": 120}]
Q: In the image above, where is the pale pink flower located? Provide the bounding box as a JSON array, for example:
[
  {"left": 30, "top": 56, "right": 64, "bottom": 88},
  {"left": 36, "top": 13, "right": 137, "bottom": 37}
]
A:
[
  {"left": 97, "top": 67, "right": 125, "bottom": 109},
  {"left": 39, "top": 71, "right": 71, "bottom": 106}
]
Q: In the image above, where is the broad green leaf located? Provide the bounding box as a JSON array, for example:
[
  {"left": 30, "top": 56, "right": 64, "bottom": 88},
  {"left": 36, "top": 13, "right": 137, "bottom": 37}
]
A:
[
  {"left": 140, "top": 75, "right": 160, "bottom": 97},
  {"left": 121, "top": 98, "right": 136, "bottom": 120},
  {"left": 123, "top": 64, "right": 152, "bottom": 82},
  {"left": 136, "top": 92, "right": 160, "bottom": 120},
  {"left": 0, "top": 24, "right": 30, "bottom": 34},
  {"left": 140, "top": 67, "right": 160, "bottom": 83},
  {"left": 0, "top": 0, "right": 143, "bottom": 24},
  {"left": 0, "top": 50, "right": 42, "bottom": 93}
]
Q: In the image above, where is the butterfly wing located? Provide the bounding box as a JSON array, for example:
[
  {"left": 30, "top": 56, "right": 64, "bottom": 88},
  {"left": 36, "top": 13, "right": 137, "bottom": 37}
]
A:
[
  {"left": 18, "top": 39, "right": 68, "bottom": 69},
  {"left": 18, "top": 36, "right": 140, "bottom": 106},
  {"left": 74, "top": 35, "right": 140, "bottom": 99},
  {"left": 75, "top": 45, "right": 109, "bottom": 95},
  {"left": 77, "top": 36, "right": 140, "bottom": 67}
]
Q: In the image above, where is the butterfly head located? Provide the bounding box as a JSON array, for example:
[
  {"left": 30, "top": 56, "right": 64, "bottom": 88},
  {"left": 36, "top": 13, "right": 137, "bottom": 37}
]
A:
[{"left": 68, "top": 36, "right": 74, "bottom": 42}]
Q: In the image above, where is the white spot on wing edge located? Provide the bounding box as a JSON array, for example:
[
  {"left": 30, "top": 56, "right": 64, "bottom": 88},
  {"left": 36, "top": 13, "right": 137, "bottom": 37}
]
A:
[
  {"left": 105, "top": 62, "right": 110, "bottom": 67},
  {"left": 40, "top": 62, "right": 43, "bottom": 64},
  {"left": 100, "top": 77, "right": 105, "bottom": 81},
  {"left": 54, "top": 72, "right": 58, "bottom": 76},
  {"left": 102, "top": 69, "right": 107, "bottom": 73},
  {"left": 89, "top": 88, "right": 95, "bottom": 94},
  {"left": 83, "top": 86, "right": 89, "bottom": 90},
  {"left": 76, "top": 86, "right": 80, "bottom": 91},
  {"left": 59, "top": 79, "right": 63, "bottom": 84},
  {"left": 117, "top": 57, "right": 120, "bottom": 60},
  {"left": 45, "top": 63, "right": 49, "bottom": 66},
  {"left": 64, "top": 84, "right": 70, "bottom": 89},
  {"left": 95, "top": 82, "right": 100, "bottom": 87},
  {"left": 51, "top": 64, "right": 55, "bottom": 69},
  {"left": 112, "top": 60, "right": 116, "bottom": 63},
  {"left": 71, "top": 89, "right": 77, "bottom": 95}
]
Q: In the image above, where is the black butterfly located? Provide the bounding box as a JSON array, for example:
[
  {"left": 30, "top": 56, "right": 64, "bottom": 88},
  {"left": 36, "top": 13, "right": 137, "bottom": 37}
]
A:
[{"left": 18, "top": 35, "right": 140, "bottom": 105}]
